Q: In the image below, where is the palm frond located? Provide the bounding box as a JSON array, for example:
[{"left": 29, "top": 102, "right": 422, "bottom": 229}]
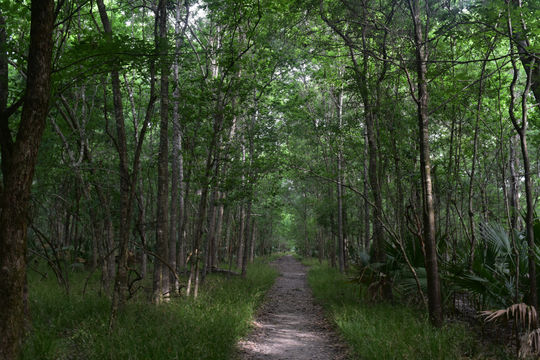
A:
[
  {"left": 480, "top": 303, "right": 537, "bottom": 331},
  {"left": 479, "top": 222, "right": 512, "bottom": 259}
]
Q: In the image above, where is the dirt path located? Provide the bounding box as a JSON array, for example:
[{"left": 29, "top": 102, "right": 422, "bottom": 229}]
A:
[{"left": 237, "top": 256, "right": 348, "bottom": 360}]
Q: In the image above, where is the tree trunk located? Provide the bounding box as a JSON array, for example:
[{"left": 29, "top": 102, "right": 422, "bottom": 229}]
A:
[
  {"left": 507, "top": 6, "right": 538, "bottom": 309},
  {"left": 97, "top": 0, "right": 157, "bottom": 325},
  {"left": 519, "top": 132, "right": 537, "bottom": 310},
  {"left": 363, "top": 131, "right": 370, "bottom": 251},
  {"left": 97, "top": 0, "right": 134, "bottom": 327},
  {"left": 170, "top": 0, "right": 187, "bottom": 289},
  {"left": 336, "top": 89, "right": 345, "bottom": 273},
  {"left": 204, "top": 185, "right": 219, "bottom": 275},
  {"left": 509, "top": 135, "right": 521, "bottom": 230},
  {"left": 237, "top": 139, "right": 247, "bottom": 270},
  {"left": 214, "top": 192, "right": 225, "bottom": 265},
  {"left": 249, "top": 218, "right": 256, "bottom": 263},
  {"left": 0, "top": 2, "right": 55, "bottom": 358},
  {"left": 408, "top": 0, "right": 443, "bottom": 327},
  {"left": 242, "top": 199, "right": 252, "bottom": 277},
  {"left": 179, "top": 166, "right": 191, "bottom": 270},
  {"left": 188, "top": 106, "right": 223, "bottom": 297},
  {"left": 236, "top": 204, "right": 245, "bottom": 269},
  {"left": 389, "top": 111, "right": 405, "bottom": 240},
  {"left": 153, "top": 0, "right": 170, "bottom": 303}
]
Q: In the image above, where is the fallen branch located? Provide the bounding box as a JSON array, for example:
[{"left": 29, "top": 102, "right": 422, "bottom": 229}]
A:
[{"left": 209, "top": 266, "right": 240, "bottom": 276}]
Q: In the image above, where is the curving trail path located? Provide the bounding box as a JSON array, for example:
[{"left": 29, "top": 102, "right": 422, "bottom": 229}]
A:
[{"left": 237, "top": 256, "right": 348, "bottom": 360}]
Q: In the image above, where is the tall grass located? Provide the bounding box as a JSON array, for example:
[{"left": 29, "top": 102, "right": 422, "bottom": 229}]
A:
[
  {"left": 306, "top": 262, "right": 510, "bottom": 360},
  {"left": 22, "top": 259, "right": 277, "bottom": 360}
]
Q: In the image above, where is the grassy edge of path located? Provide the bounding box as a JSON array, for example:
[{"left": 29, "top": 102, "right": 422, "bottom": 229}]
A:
[
  {"left": 304, "top": 259, "right": 511, "bottom": 360},
  {"left": 22, "top": 258, "right": 279, "bottom": 360}
]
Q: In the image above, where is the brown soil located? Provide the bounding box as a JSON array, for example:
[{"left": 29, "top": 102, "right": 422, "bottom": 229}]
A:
[{"left": 237, "top": 256, "right": 349, "bottom": 360}]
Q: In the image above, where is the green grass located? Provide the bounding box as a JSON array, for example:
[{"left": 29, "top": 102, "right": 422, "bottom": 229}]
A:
[
  {"left": 305, "top": 262, "right": 511, "bottom": 360},
  {"left": 22, "top": 259, "right": 278, "bottom": 360}
]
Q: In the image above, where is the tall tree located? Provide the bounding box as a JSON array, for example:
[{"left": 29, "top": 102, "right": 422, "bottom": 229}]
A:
[
  {"left": 407, "top": 0, "right": 443, "bottom": 327},
  {"left": 153, "top": 0, "right": 171, "bottom": 304},
  {"left": 96, "top": 0, "right": 157, "bottom": 326},
  {"left": 170, "top": 0, "right": 189, "bottom": 291},
  {"left": 0, "top": 1, "right": 55, "bottom": 358},
  {"left": 506, "top": 0, "right": 538, "bottom": 310}
]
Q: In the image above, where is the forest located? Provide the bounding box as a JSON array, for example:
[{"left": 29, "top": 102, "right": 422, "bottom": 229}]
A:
[{"left": 0, "top": 0, "right": 539, "bottom": 359}]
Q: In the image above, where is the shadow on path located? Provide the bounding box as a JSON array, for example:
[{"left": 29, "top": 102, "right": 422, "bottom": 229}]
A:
[{"left": 237, "top": 256, "right": 348, "bottom": 360}]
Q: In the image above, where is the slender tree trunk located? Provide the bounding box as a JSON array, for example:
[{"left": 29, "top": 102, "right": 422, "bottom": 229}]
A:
[
  {"left": 179, "top": 166, "right": 191, "bottom": 270},
  {"left": 204, "top": 184, "right": 218, "bottom": 275},
  {"left": 237, "top": 138, "right": 247, "bottom": 270},
  {"left": 336, "top": 89, "right": 345, "bottom": 273},
  {"left": 509, "top": 135, "right": 520, "bottom": 230},
  {"left": 136, "top": 177, "right": 148, "bottom": 279},
  {"left": 519, "top": 133, "right": 537, "bottom": 309},
  {"left": 104, "top": 217, "right": 115, "bottom": 290},
  {"left": 408, "top": 0, "right": 443, "bottom": 327},
  {"left": 153, "top": 0, "right": 170, "bottom": 303},
  {"left": 236, "top": 204, "right": 245, "bottom": 269},
  {"left": 170, "top": 0, "right": 188, "bottom": 288},
  {"left": 249, "top": 219, "right": 256, "bottom": 263},
  {"left": 189, "top": 105, "right": 223, "bottom": 297},
  {"left": 169, "top": 119, "right": 180, "bottom": 290},
  {"left": 507, "top": 7, "right": 537, "bottom": 309},
  {"left": 242, "top": 199, "right": 252, "bottom": 277},
  {"left": 97, "top": 0, "right": 133, "bottom": 321},
  {"left": 214, "top": 192, "right": 225, "bottom": 265},
  {"left": 97, "top": 0, "right": 156, "bottom": 324},
  {"left": 389, "top": 115, "right": 405, "bottom": 239},
  {"left": 0, "top": 2, "right": 55, "bottom": 358},
  {"left": 363, "top": 131, "right": 370, "bottom": 251},
  {"left": 223, "top": 207, "right": 232, "bottom": 262},
  {"left": 329, "top": 186, "right": 336, "bottom": 267},
  {"left": 303, "top": 190, "right": 309, "bottom": 256}
]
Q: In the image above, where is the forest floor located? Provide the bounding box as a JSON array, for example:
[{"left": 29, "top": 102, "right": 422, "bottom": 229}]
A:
[{"left": 237, "top": 255, "right": 349, "bottom": 360}]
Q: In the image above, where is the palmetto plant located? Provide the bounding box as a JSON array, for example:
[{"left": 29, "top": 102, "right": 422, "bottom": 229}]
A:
[
  {"left": 445, "top": 222, "right": 531, "bottom": 309},
  {"left": 351, "top": 219, "right": 540, "bottom": 313},
  {"left": 481, "top": 303, "right": 537, "bottom": 328},
  {"left": 481, "top": 303, "right": 540, "bottom": 358},
  {"left": 350, "top": 234, "right": 428, "bottom": 304},
  {"left": 349, "top": 251, "right": 391, "bottom": 301}
]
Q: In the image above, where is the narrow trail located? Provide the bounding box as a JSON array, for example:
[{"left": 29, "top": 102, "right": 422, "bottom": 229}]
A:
[{"left": 237, "top": 256, "right": 348, "bottom": 360}]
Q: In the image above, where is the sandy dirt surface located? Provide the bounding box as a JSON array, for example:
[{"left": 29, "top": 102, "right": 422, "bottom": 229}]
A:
[{"left": 237, "top": 256, "right": 348, "bottom": 360}]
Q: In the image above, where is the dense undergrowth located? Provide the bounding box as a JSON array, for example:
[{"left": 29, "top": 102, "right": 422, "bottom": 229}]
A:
[
  {"left": 22, "top": 259, "right": 278, "bottom": 360},
  {"left": 303, "top": 259, "right": 511, "bottom": 360}
]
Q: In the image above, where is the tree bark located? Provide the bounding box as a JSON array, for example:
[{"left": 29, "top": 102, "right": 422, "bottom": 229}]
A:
[
  {"left": 408, "top": 0, "right": 443, "bottom": 327},
  {"left": 0, "top": 1, "right": 55, "bottom": 358},
  {"left": 249, "top": 218, "right": 256, "bottom": 263},
  {"left": 363, "top": 130, "right": 370, "bottom": 251},
  {"left": 241, "top": 199, "right": 252, "bottom": 277},
  {"left": 214, "top": 191, "right": 225, "bottom": 265},
  {"left": 170, "top": 0, "right": 188, "bottom": 290},
  {"left": 507, "top": 4, "right": 538, "bottom": 309},
  {"left": 96, "top": 0, "right": 157, "bottom": 326},
  {"left": 236, "top": 204, "right": 245, "bottom": 269},
  {"left": 508, "top": 135, "right": 520, "bottom": 230},
  {"left": 153, "top": 0, "right": 170, "bottom": 303},
  {"left": 204, "top": 184, "right": 219, "bottom": 276},
  {"left": 336, "top": 88, "right": 345, "bottom": 273}
]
